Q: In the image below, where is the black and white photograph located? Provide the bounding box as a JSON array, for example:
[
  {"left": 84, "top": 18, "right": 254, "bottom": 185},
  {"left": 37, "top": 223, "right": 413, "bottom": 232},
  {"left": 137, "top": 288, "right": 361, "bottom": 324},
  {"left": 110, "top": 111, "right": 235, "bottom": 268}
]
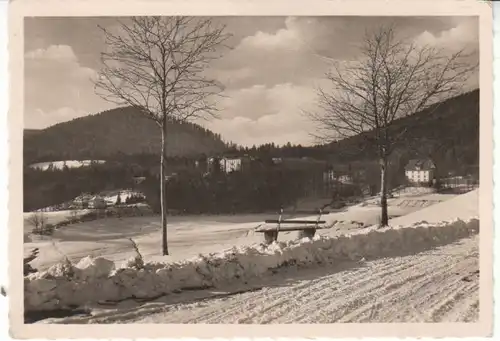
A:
[{"left": 9, "top": 0, "right": 493, "bottom": 338}]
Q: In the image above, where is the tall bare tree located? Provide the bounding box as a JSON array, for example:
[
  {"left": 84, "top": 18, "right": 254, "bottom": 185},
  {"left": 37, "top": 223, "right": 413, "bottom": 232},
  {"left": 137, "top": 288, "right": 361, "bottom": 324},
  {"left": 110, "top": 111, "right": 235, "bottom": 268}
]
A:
[
  {"left": 94, "top": 17, "right": 230, "bottom": 255},
  {"left": 308, "top": 25, "right": 477, "bottom": 226}
]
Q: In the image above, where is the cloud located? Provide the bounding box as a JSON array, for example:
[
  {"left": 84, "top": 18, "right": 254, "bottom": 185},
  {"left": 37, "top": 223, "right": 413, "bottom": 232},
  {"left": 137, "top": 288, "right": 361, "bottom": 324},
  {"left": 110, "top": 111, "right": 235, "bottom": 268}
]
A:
[
  {"left": 24, "top": 44, "right": 112, "bottom": 128},
  {"left": 413, "top": 18, "right": 479, "bottom": 90},
  {"left": 204, "top": 83, "right": 318, "bottom": 146},
  {"left": 207, "top": 16, "right": 478, "bottom": 92},
  {"left": 25, "top": 45, "right": 97, "bottom": 79},
  {"left": 26, "top": 44, "right": 77, "bottom": 61},
  {"left": 239, "top": 25, "right": 303, "bottom": 50},
  {"left": 24, "top": 17, "right": 479, "bottom": 145},
  {"left": 206, "top": 18, "right": 329, "bottom": 89},
  {"left": 25, "top": 107, "right": 90, "bottom": 130},
  {"left": 204, "top": 17, "right": 479, "bottom": 146},
  {"left": 414, "top": 17, "right": 478, "bottom": 49}
]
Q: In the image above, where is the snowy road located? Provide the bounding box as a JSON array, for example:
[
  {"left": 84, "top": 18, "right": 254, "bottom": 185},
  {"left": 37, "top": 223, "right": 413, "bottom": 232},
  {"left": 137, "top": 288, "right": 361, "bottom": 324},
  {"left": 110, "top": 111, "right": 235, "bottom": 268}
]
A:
[{"left": 47, "top": 235, "right": 479, "bottom": 324}]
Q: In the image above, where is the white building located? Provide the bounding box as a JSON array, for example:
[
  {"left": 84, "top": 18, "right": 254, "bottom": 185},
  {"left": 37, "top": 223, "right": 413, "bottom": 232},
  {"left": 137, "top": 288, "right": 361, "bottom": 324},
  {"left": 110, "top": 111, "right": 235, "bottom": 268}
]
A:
[
  {"left": 222, "top": 158, "right": 242, "bottom": 173},
  {"left": 405, "top": 158, "right": 436, "bottom": 184},
  {"left": 207, "top": 157, "right": 242, "bottom": 173}
]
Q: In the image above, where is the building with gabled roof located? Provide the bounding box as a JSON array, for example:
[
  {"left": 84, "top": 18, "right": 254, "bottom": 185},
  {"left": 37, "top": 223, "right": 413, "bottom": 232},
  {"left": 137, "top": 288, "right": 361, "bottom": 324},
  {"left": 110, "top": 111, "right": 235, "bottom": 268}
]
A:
[{"left": 405, "top": 158, "right": 436, "bottom": 184}]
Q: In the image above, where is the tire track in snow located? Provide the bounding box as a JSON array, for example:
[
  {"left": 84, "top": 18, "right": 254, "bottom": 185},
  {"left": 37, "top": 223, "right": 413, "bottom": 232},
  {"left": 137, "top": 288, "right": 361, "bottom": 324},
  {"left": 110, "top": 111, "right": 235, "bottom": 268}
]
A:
[
  {"left": 140, "top": 236, "right": 479, "bottom": 324},
  {"left": 340, "top": 260, "right": 453, "bottom": 322},
  {"left": 341, "top": 240, "right": 479, "bottom": 323}
]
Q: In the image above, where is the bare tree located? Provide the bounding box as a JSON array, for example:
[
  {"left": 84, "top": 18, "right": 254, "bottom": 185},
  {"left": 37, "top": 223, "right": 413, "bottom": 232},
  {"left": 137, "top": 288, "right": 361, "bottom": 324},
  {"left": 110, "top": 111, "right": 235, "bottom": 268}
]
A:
[
  {"left": 94, "top": 17, "right": 230, "bottom": 255},
  {"left": 27, "top": 211, "right": 48, "bottom": 234},
  {"left": 307, "top": 25, "right": 477, "bottom": 226}
]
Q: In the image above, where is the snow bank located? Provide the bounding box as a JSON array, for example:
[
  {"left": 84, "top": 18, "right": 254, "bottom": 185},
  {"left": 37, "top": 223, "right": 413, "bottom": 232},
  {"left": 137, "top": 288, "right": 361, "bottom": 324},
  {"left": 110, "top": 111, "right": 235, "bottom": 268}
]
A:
[
  {"left": 24, "top": 217, "right": 479, "bottom": 312},
  {"left": 391, "top": 189, "right": 478, "bottom": 226}
]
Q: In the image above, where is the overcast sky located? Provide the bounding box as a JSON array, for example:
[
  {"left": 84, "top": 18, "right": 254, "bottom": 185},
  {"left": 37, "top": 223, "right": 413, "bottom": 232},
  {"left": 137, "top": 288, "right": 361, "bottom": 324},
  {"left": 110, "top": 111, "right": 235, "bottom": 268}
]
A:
[{"left": 24, "top": 16, "right": 479, "bottom": 146}]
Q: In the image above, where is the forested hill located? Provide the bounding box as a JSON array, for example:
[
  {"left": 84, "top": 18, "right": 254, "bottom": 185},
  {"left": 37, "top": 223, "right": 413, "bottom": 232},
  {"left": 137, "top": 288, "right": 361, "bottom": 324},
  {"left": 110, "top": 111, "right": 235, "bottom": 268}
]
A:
[
  {"left": 324, "top": 89, "right": 480, "bottom": 171},
  {"left": 23, "top": 106, "right": 229, "bottom": 164},
  {"left": 223, "top": 89, "right": 479, "bottom": 177}
]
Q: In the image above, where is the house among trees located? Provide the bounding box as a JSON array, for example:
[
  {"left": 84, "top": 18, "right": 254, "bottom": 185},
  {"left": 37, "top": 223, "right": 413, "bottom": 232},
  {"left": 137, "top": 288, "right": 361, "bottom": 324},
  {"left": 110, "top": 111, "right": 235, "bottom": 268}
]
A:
[
  {"left": 72, "top": 193, "right": 93, "bottom": 209},
  {"left": 72, "top": 193, "right": 107, "bottom": 209},
  {"left": 221, "top": 157, "right": 242, "bottom": 173},
  {"left": 323, "top": 168, "right": 354, "bottom": 185},
  {"left": 206, "top": 155, "right": 251, "bottom": 173},
  {"left": 321, "top": 164, "right": 364, "bottom": 198},
  {"left": 88, "top": 195, "right": 107, "bottom": 209},
  {"left": 405, "top": 158, "right": 437, "bottom": 185}
]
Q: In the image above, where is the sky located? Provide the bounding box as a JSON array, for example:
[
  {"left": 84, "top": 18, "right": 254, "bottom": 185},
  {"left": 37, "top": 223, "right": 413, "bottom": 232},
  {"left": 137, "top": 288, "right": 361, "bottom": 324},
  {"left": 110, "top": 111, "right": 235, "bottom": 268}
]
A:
[{"left": 24, "top": 16, "right": 479, "bottom": 147}]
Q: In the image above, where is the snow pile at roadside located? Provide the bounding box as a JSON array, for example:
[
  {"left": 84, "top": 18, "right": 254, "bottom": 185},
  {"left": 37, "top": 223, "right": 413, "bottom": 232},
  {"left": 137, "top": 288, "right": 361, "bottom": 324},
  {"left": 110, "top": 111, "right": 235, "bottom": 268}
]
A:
[{"left": 24, "top": 216, "right": 479, "bottom": 312}]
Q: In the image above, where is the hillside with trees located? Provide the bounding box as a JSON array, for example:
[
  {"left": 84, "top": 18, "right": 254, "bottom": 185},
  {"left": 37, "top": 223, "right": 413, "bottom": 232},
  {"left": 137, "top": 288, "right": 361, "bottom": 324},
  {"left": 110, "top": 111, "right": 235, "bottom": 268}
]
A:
[
  {"left": 23, "top": 89, "right": 479, "bottom": 213},
  {"left": 226, "top": 89, "right": 479, "bottom": 177},
  {"left": 23, "top": 106, "right": 229, "bottom": 164},
  {"left": 324, "top": 89, "right": 480, "bottom": 177}
]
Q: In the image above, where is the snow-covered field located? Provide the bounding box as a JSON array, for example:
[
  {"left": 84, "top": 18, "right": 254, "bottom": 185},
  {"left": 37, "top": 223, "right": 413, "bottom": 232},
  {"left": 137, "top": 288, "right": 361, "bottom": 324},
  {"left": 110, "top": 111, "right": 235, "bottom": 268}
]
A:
[
  {"left": 29, "top": 160, "right": 106, "bottom": 171},
  {"left": 24, "top": 189, "right": 479, "bottom": 324},
  {"left": 23, "top": 209, "right": 91, "bottom": 234},
  {"left": 23, "top": 191, "right": 457, "bottom": 271}
]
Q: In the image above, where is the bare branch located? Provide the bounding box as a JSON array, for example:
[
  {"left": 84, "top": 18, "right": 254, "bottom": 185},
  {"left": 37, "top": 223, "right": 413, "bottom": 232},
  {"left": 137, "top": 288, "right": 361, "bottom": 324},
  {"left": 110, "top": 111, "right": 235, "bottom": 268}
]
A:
[
  {"left": 308, "top": 24, "right": 478, "bottom": 159},
  {"left": 93, "top": 16, "right": 231, "bottom": 125}
]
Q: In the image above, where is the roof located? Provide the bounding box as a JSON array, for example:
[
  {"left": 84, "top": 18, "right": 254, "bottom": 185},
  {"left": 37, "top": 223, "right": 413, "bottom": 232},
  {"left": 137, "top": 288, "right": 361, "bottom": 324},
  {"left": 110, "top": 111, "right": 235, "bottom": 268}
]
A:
[
  {"left": 89, "top": 196, "right": 106, "bottom": 201},
  {"left": 73, "top": 193, "right": 93, "bottom": 201},
  {"left": 405, "top": 158, "right": 436, "bottom": 171}
]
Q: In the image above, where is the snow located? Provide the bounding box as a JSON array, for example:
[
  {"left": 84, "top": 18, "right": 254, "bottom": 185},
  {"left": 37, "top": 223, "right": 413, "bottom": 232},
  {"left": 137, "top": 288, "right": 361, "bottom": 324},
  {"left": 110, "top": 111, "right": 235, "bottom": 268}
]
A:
[
  {"left": 24, "top": 216, "right": 479, "bottom": 312},
  {"left": 23, "top": 191, "right": 457, "bottom": 272},
  {"left": 48, "top": 235, "right": 478, "bottom": 324},
  {"left": 391, "top": 189, "right": 478, "bottom": 226},
  {"left": 24, "top": 190, "right": 479, "bottom": 315},
  {"left": 23, "top": 209, "right": 91, "bottom": 242},
  {"left": 75, "top": 256, "right": 116, "bottom": 280},
  {"left": 29, "top": 160, "right": 106, "bottom": 171},
  {"left": 101, "top": 189, "right": 143, "bottom": 204},
  {"left": 24, "top": 193, "right": 460, "bottom": 270},
  {"left": 23, "top": 209, "right": 90, "bottom": 227},
  {"left": 392, "top": 186, "right": 437, "bottom": 197}
]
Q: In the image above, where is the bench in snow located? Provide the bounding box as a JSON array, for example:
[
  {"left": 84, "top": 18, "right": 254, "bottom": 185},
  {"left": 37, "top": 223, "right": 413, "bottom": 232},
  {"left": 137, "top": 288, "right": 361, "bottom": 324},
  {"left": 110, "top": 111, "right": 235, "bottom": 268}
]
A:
[{"left": 255, "top": 209, "right": 328, "bottom": 244}]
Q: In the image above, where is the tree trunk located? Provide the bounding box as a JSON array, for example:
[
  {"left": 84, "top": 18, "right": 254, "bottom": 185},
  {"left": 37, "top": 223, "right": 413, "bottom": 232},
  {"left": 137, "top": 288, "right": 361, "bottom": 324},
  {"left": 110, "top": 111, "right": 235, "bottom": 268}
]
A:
[
  {"left": 380, "top": 157, "right": 389, "bottom": 227},
  {"left": 160, "top": 121, "right": 169, "bottom": 255}
]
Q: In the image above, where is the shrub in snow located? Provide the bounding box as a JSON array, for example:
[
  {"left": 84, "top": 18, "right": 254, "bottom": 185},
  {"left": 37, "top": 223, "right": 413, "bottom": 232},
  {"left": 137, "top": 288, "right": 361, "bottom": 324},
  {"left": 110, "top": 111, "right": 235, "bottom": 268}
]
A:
[
  {"left": 122, "top": 255, "right": 144, "bottom": 269},
  {"left": 24, "top": 217, "right": 479, "bottom": 312},
  {"left": 122, "top": 238, "right": 144, "bottom": 269}
]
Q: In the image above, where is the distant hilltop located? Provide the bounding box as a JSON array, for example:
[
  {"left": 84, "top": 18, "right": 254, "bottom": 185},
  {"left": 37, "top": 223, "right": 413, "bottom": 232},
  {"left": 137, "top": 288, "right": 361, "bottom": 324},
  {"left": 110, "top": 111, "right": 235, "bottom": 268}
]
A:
[{"left": 23, "top": 106, "right": 229, "bottom": 164}]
